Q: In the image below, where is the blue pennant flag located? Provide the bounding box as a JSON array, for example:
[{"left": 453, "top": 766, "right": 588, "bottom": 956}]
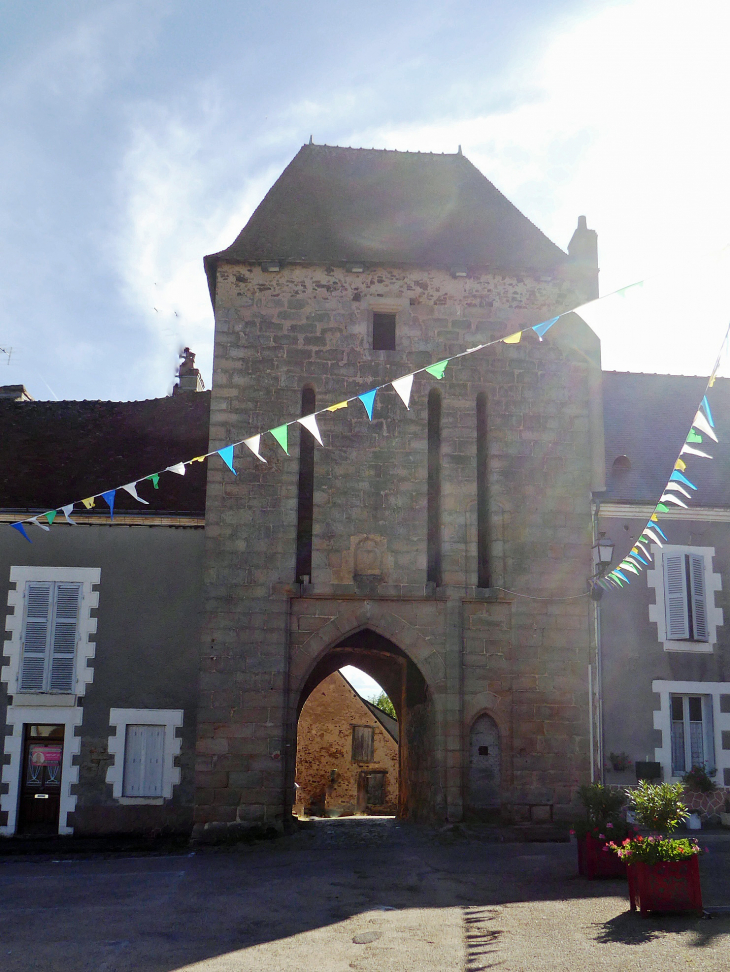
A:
[
  {"left": 218, "top": 445, "right": 237, "bottom": 475},
  {"left": 532, "top": 316, "right": 560, "bottom": 340},
  {"left": 702, "top": 395, "right": 714, "bottom": 427},
  {"left": 670, "top": 470, "right": 697, "bottom": 490},
  {"left": 613, "top": 569, "right": 630, "bottom": 584},
  {"left": 101, "top": 490, "right": 116, "bottom": 519},
  {"left": 11, "top": 522, "right": 31, "bottom": 543},
  {"left": 651, "top": 521, "right": 668, "bottom": 540},
  {"left": 358, "top": 389, "right": 377, "bottom": 421}
]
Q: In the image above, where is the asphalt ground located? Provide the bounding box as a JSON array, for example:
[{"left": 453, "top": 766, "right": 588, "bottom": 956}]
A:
[{"left": 1, "top": 817, "right": 729, "bottom": 971}]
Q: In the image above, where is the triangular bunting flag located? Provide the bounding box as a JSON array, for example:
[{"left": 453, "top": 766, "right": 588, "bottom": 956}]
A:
[
  {"left": 692, "top": 410, "right": 718, "bottom": 442},
  {"left": 44, "top": 510, "right": 57, "bottom": 526},
  {"left": 425, "top": 360, "right": 449, "bottom": 380},
  {"left": 670, "top": 470, "right": 697, "bottom": 489},
  {"left": 218, "top": 445, "right": 237, "bottom": 475},
  {"left": 12, "top": 522, "right": 31, "bottom": 542},
  {"left": 660, "top": 494, "right": 688, "bottom": 509},
  {"left": 166, "top": 463, "right": 186, "bottom": 476},
  {"left": 270, "top": 425, "right": 289, "bottom": 455},
  {"left": 635, "top": 541, "right": 652, "bottom": 561},
  {"left": 652, "top": 522, "right": 668, "bottom": 540},
  {"left": 532, "top": 316, "right": 560, "bottom": 340},
  {"left": 29, "top": 517, "right": 49, "bottom": 532},
  {"left": 681, "top": 443, "right": 713, "bottom": 459},
  {"left": 326, "top": 401, "right": 348, "bottom": 412},
  {"left": 502, "top": 332, "right": 522, "bottom": 344},
  {"left": 630, "top": 549, "right": 649, "bottom": 565},
  {"left": 686, "top": 429, "right": 703, "bottom": 444},
  {"left": 391, "top": 375, "right": 414, "bottom": 409},
  {"left": 122, "top": 482, "right": 150, "bottom": 505},
  {"left": 613, "top": 569, "right": 630, "bottom": 584},
  {"left": 298, "top": 413, "right": 323, "bottom": 446},
  {"left": 243, "top": 434, "right": 267, "bottom": 463},
  {"left": 702, "top": 395, "right": 714, "bottom": 427},
  {"left": 664, "top": 483, "right": 692, "bottom": 499},
  {"left": 621, "top": 562, "right": 640, "bottom": 575},
  {"left": 643, "top": 528, "right": 663, "bottom": 547},
  {"left": 62, "top": 505, "right": 77, "bottom": 525},
  {"left": 101, "top": 490, "right": 116, "bottom": 519},
  {"left": 81, "top": 497, "right": 95, "bottom": 509},
  {"left": 674, "top": 459, "right": 687, "bottom": 471},
  {"left": 190, "top": 455, "right": 206, "bottom": 463},
  {"left": 655, "top": 503, "right": 670, "bottom": 513},
  {"left": 358, "top": 389, "right": 377, "bottom": 420},
  {"left": 148, "top": 473, "right": 160, "bottom": 489}
]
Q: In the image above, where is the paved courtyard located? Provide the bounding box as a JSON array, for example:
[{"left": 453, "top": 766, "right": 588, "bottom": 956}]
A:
[{"left": 1, "top": 818, "right": 729, "bottom": 971}]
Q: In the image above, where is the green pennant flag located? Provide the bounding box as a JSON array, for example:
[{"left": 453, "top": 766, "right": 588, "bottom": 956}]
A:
[
  {"left": 686, "top": 429, "right": 703, "bottom": 444},
  {"left": 148, "top": 473, "right": 160, "bottom": 489},
  {"left": 425, "top": 360, "right": 449, "bottom": 380},
  {"left": 655, "top": 503, "right": 670, "bottom": 513},
  {"left": 270, "top": 424, "right": 289, "bottom": 455},
  {"left": 45, "top": 510, "right": 57, "bottom": 526}
]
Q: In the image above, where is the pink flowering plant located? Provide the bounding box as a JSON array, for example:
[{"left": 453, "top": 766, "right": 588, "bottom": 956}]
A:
[{"left": 606, "top": 781, "right": 705, "bottom": 864}]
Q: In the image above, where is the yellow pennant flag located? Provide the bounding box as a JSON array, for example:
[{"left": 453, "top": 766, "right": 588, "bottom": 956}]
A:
[
  {"left": 326, "top": 401, "right": 348, "bottom": 412},
  {"left": 674, "top": 458, "right": 687, "bottom": 471},
  {"left": 81, "top": 497, "right": 95, "bottom": 509},
  {"left": 502, "top": 331, "right": 522, "bottom": 344},
  {"left": 190, "top": 455, "right": 206, "bottom": 462}
]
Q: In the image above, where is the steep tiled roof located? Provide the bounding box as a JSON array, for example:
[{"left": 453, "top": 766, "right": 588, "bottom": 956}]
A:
[
  {"left": 0, "top": 392, "right": 210, "bottom": 515},
  {"left": 205, "top": 143, "right": 568, "bottom": 295},
  {"left": 602, "top": 372, "right": 730, "bottom": 507}
]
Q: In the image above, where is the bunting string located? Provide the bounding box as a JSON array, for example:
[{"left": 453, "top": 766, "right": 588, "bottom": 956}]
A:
[
  {"left": 598, "top": 318, "right": 730, "bottom": 592},
  {"left": 10, "top": 277, "right": 715, "bottom": 546}
]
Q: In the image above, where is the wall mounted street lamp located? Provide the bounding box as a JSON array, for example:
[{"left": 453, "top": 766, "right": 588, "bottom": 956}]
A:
[{"left": 589, "top": 533, "right": 615, "bottom": 599}]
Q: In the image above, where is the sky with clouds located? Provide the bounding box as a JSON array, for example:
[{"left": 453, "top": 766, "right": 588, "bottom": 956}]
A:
[{"left": 2, "top": 0, "right": 730, "bottom": 402}]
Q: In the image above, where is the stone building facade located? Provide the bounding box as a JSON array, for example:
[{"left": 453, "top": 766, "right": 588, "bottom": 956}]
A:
[
  {"left": 195, "top": 143, "right": 606, "bottom": 837},
  {"left": 295, "top": 672, "right": 398, "bottom": 816}
]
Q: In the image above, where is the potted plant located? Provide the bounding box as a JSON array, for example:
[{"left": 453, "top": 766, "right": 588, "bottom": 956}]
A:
[
  {"left": 608, "top": 751, "right": 633, "bottom": 773},
  {"left": 682, "top": 765, "right": 717, "bottom": 793},
  {"left": 572, "top": 784, "right": 631, "bottom": 879},
  {"left": 607, "top": 781, "right": 704, "bottom": 914}
]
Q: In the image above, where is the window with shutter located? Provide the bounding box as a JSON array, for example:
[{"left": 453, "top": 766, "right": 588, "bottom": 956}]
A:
[
  {"left": 19, "top": 581, "right": 81, "bottom": 693},
  {"left": 664, "top": 554, "right": 690, "bottom": 640},
  {"left": 20, "top": 583, "right": 52, "bottom": 692},
  {"left": 123, "top": 725, "right": 165, "bottom": 797},
  {"left": 669, "top": 694, "right": 716, "bottom": 775},
  {"left": 352, "top": 726, "right": 375, "bottom": 762},
  {"left": 688, "top": 554, "right": 709, "bottom": 642}
]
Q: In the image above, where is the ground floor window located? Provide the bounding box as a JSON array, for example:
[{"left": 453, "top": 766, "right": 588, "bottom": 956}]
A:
[
  {"left": 670, "top": 694, "right": 715, "bottom": 775},
  {"left": 123, "top": 724, "right": 166, "bottom": 797},
  {"left": 106, "top": 708, "right": 183, "bottom": 803}
]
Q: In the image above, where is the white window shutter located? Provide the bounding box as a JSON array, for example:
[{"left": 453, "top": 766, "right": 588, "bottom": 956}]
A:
[
  {"left": 664, "top": 554, "right": 690, "bottom": 640},
  {"left": 20, "top": 582, "right": 52, "bottom": 691},
  {"left": 49, "top": 583, "right": 81, "bottom": 692},
  {"left": 688, "top": 554, "right": 709, "bottom": 641},
  {"left": 123, "top": 725, "right": 165, "bottom": 797}
]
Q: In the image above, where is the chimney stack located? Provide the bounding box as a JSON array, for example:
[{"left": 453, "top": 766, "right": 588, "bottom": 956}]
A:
[
  {"left": 567, "top": 215, "right": 599, "bottom": 302},
  {"left": 173, "top": 348, "right": 205, "bottom": 394}
]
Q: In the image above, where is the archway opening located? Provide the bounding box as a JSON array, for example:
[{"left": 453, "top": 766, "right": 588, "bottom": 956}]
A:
[{"left": 292, "top": 628, "right": 431, "bottom": 820}]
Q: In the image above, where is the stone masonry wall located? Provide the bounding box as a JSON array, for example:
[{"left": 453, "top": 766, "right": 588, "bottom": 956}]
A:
[{"left": 196, "top": 261, "right": 599, "bottom": 833}]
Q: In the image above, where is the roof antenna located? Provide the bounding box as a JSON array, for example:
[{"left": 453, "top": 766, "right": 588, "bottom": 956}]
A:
[
  {"left": 309, "top": 135, "right": 313, "bottom": 145},
  {"left": 457, "top": 144, "right": 462, "bottom": 155}
]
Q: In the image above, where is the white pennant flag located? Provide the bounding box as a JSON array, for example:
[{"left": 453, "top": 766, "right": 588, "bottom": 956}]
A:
[
  {"left": 62, "top": 504, "right": 77, "bottom": 525},
  {"left": 681, "top": 443, "right": 713, "bottom": 459},
  {"left": 29, "top": 516, "right": 49, "bottom": 532},
  {"left": 166, "top": 463, "right": 186, "bottom": 475},
  {"left": 122, "top": 482, "right": 149, "bottom": 505},
  {"left": 297, "top": 413, "right": 323, "bottom": 446},
  {"left": 391, "top": 374, "right": 414, "bottom": 409},
  {"left": 692, "top": 410, "right": 718, "bottom": 442},
  {"left": 243, "top": 434, "right": 267, "bottom": 462},
  {"left": 660, "top": 493, "right": 688, "bottom": 509},
  {"left": 664, "top": 482, "right": 692, "bottom": 499}
]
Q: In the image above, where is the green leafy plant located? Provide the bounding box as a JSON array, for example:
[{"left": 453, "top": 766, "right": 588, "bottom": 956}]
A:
[
  {"left": 625, "top": 781, "right": 689, "bottom": 834},
  {"left": 572, "top": 783, "right": 628, "bottom": 841},
  {"left": 370, "top": 691, "right": 396, "bottom": 720},
  {"left": 682, "top": 765, "right": 717, "bottom": 793},
  {"left": 608, "top": 751, "right": 633, "bottom": 772},
  {"left": 607, "top": 834, "right": 703, "bottom": 864}
]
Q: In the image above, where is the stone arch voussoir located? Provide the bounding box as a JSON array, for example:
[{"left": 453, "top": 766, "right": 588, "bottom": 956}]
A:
[{"left": 291, "top": 601, "right": 446, "bottom": 698}]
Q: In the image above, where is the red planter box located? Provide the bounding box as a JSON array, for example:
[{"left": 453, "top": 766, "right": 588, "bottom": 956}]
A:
[
  {"left": 577, "top": 835, "right": 628, "bottom": 879},
  {"left": 628, "top": 856, "right": 703, "bottom": 914}
]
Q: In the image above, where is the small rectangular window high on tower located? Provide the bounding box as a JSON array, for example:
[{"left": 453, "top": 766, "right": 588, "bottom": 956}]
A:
[{"left": 372, "top": 312, "right": 396, "bottom": 350}]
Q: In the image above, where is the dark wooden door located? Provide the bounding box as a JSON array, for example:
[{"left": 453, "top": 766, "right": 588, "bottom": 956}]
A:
[{"left": 17, "top": 725, "right": 64, "bottom": 836}]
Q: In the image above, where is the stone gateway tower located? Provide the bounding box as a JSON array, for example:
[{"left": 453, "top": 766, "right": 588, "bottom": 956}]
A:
[{"left": 195, "top": 144, "right": 605, "bottom": 838}]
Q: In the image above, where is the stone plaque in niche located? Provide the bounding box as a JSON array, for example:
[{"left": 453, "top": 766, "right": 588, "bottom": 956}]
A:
[{"left": 354, "top": 537, "right": 382, "bottom": 577}]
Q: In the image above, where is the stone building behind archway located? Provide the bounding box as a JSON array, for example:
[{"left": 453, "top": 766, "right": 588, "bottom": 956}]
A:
[{"left": 194, "top": 143, "right": 605, "bottom": 839}]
